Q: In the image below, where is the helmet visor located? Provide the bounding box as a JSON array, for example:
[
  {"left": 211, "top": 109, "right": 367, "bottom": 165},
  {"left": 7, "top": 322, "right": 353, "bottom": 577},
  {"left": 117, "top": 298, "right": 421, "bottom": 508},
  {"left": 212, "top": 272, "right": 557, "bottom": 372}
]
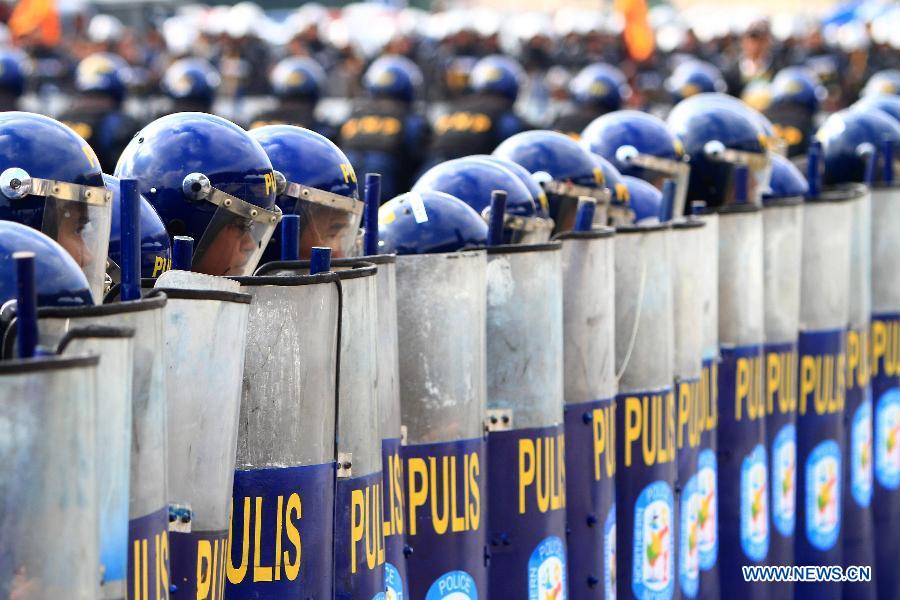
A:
[
  {"left": 283, "top": 182, "right": 364, "bottom": 259},
  {"left": 541, "top": 180, "right": 611, "bottom": 233},
  {"left": 481, "top": 208, "right": 555, "bottom": 244},
  {"left": 703, "top": 144, "right": 773, "bottom": 206},
  {"left": 617, "top": 149, "right": 691, "bottom": 218}
]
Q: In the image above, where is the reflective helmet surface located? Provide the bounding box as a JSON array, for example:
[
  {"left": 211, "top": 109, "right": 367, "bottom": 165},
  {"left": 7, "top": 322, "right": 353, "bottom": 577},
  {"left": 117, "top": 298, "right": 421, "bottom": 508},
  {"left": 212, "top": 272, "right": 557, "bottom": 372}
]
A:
[
  {"left": 471, "top": 154, "right": 550, "bottom": 216},
  {"left": 250, "top": 124, "right": 361, "bottom": 260},
  {"left": 115, "top": 112, "right": 280, "bottom": 276},
  {"left": 378, "top": 190, "right": 488, "bottom": 255},
  {"left": 852, "top": 93, "right": 900, "bottom": 125},
  {"left": 762, "top": 154, "right": 808, "bottom": 202},
  {"left": 816, "top": 108, "right": 900, "bottom": 185},
  {"left": 665, "top": 60, "right": 727, "bottom": 103},
  {"left": 770, "top": 66, "right": 826, "bottom": 113},
  {"left": 75, "top": 52, "right": 131, "bottom": 103},
  {"left": 581, "top": 110, "right": 686, "bottom": 180},
  {"left": 270, "top": 56, "right": 325, "bottom": 101},
  {"left": 569, "top": 63, "right": 630, "bottom": 112},
  {"left": 161, "top": 58, "right": 221, "bottom": 104},
  {"left": 363, "top": 55, "right": 423, "bottom": 103},
  {"left": 103, "top": 174, "right": 171, "bottom": 280},
  {"left": 0, "top": 49, "right": 29, "bottom": 98},
  {"left": 470, "top": 55, "right": 524, "bottom": 102},
  {"left": 861, "top": 69, "right": 900, "bottom": 97},
  {"left": 0, "top": 220, "right": 93, "bottom": 307},
  {"left": 620, "top": 175, "right": 663, "bottom": 224}
]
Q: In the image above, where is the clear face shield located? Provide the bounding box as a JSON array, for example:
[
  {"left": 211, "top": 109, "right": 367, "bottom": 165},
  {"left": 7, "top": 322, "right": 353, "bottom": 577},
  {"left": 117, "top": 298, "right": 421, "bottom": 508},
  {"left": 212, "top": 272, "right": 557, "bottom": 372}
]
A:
[
  {"left": 182, "top": 173, "right": 283, "bottom": 276},
  {"left": 615, "top": 145, "right": 691, "bottom": 218},
  {"left": 0, "top": 167, "right": 112, "bottom": 303},
  {"left": 539, "top": 177, "right": 612, "bottom": 233},
  {"left": 702, "top": 141, "right": 773, "bottom": 206},
  {"left": 480, "top": 206, "right": 555, "bottom": 244},
  {"left": 279, "top": 178, "right": 364, "bottom": 259}
]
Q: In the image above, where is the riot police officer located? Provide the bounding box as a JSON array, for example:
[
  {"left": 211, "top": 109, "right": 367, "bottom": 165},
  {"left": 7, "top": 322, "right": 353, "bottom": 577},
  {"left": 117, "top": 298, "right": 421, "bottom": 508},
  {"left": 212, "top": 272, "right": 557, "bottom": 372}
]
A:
[
  {"left": 247, "top": 56, "right": 334, "bottom": 138},
  {"left": 763, "top": 67, "right": 826, "bottom": 158},
  {"left": 664, "top": 59, "right": 728, "bottom": 105},
  {"left": 338, "top": 55, "right": 430, "bottom": 202},
  {"left": 426, "top": 54, "right": 532, "bottom": 166},
  {"left": 158, "top": 57, "right": 221, "bottom": 116},
  {"left": 551, "top": 63, "right": 631, "bottom": 138},
  {"left": 58, "top": 52, "right": 142, "bottom": 173}
]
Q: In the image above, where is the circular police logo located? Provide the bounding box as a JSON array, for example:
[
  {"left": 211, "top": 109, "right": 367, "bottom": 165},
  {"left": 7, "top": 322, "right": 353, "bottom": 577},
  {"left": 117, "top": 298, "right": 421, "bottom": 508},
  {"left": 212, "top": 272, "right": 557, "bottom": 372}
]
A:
[
  {"left": 875, "top": 388, "right": 900, "bottom": 490},
  {"left": 425, "top": 570, "right": 477, "bottom": 600},
  {"left": 805, "top": 439, "right": 841, "bottom": 551},
  {"left": 679, "top": 475, "right": 700, "bottom": 598},
  {"left": 740, "top": 444, "right": 769, "bottom": 561},
  {"left": 604, "top": 503, "right": 616, "bottom": 599},
  {"left": 771, "top": 424, "right": 797, "bottom": 537},
  {"left": 385, "top": 562, "right": 404, "bottom": 600},
  {"left": 696, "top": 449, "right": 718, "bottom": 570},
  {"left": 528, "top": 536, "right": 566, "bottom": 600},
  {"left": 632, "top": 481, "right": 674, "bottom": 600},
  {"left": 851, "top": 397, "right": 874, "bottom": 507}
]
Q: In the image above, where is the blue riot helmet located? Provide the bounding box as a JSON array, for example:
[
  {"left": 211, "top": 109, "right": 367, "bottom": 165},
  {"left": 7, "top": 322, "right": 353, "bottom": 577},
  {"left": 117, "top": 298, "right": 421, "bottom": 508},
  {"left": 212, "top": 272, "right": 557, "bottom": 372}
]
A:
[
  {"left": 470, "top": 55, "right": 525, "bottom": 102},
  {"left": 852, "top": 94, "right": 900, "bottom": 125},
  {"left": 363, "top": 55, "right": 423, "bottom": 103},
  {"left": 665, "top": 60, "right": 727, "bottom": 103},
  {"left": 103, "top": 174, "right": 171, "bottom": 281},
  {"left": 569, "top": 63, "right": 631, "bottom": 112},
  {"left": 762, "top": 154, "right": 808, "bottom": 203},
  {"left": 115, "top": 112, "right": 282, "bottom": 277},
  {"left": 75, "top": 52, "right": 131, "bottom": 105},
  {"left": 250, "top": 124, "right": 362, "bottom": 260},
  {"left": 0, "top": 49, "right": 30, "bottom": 101},
  {"left": 620, "top": 175, "right": 663, "bottom": 225},
  {"left": 581, "top": 110, "right": 690, "bottom": 211},
  {"left": 667, "top": 93, "right": 772, "bottom": 210},
  {"left": 412, "top": 156, "right": 552, "bottom": 244},
  {"left": 471, "top": 154, "right": 550, "bottom": 217},
  {"left": 816, "top": 109, "right": 900, "bottom": 186},
  {"left": 701, "top": 91, "right": 786, "bottom": 156},
  {"left": 494, "top": 130, "right": 612, "bottom": 233},
  {"left": 588, "top": 152, "right": 635, "bottom": 221},
  {"left": 378, "top": 190, "right": 488, "bottom": 255},
  {"left": 0, "top": 112, "right": 112, "bottom": 303},
  {"left": 861, "top": 69, "right": 900, "bottom": 97},
  {"left": 770, "top": 67, "right": 826, "bottom": 114},
  {"left": 0, "top": 220, "right": 93, "bottom": 308},
  {"left": 161, "top": 58, "right": 221, "bottom": 110},
  {"left": 270, "top": 56, "right": 325, "bottom": 101}
]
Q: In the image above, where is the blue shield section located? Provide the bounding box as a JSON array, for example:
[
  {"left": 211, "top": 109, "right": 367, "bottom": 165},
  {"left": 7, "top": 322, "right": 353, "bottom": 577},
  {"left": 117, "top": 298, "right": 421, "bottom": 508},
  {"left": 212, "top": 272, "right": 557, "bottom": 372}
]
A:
[
  {"left": 225, "top": 462, "right": 335, "bottom": 599},
  {"left": 717, "top": 345, "right": 769, "bottom": 598},
  {"left": 127, "top": 507, "right": 170, "bottom": 600},
  {"left": 486, "top": 425, "right": 567, "bottom": 599},
  {"left": 563, "top": 398, "right": 615, "bottom": 599},
  {"left": 697, "top": 357, "right": 720, "bottom": 600},
  {"left": 334, "top": 471, "right": 386, "bottom": 599},
  {"left": 872, "top": 314, "right": 900, "bottom": 600},
  {"left": 676, "top": 377, "right": 702, "bottom": 599},
  {"left": 169, "top": 530, "right": 229, "bottom": 600},
  {"left": 382, "top": 437, "right": 409, "bottom": 600},
  {"left": 615, "top": 388, "right": 677, "bottom": 600},
  {"left": 401, "top": 437, "right": 488, "bottom": 600},
  {"left": 795, "top": 329, "right": 845, "bottom": 599}
]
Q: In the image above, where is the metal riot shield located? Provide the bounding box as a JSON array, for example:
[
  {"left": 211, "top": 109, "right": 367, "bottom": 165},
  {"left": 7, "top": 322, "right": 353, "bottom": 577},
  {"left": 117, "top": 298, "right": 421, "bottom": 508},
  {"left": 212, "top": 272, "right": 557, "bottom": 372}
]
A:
[
  {"left": 845, "top": 186, "right": 877, "bottom": 600},
  {"left": 671, "top": 218, "right": 707, "bottom": 600},
  {"left": 484, "top": 243, "right": 566, "bottom": 600},
  {"left": 695, "top": 213, "right": 720, "bottom": 600},
  {"left": 614, "top": 223, "right": 678, "bottom": 600},
  {"left": 153, "top": 272, "right": 252, "bottom": 600},
  {"left": 4, "top": 295, "right": 172, "bottom": 600},
  {"left": 795, "top": 187, "right": 855, "bottom": 599},
  {"left": 870, "top": 184, "right": 900, "bottom": 600},
  {"left": 225, "top": 269, "right": 341, "bottom": 599},
  {"left": 0, "top": 354, "right": 101, "bottom": 599},
  {"left": 761, "top": 198, "right": 802, "bottom": 596},
  {"left": 396, "top": 249, "right": 489, "bottom": 600},
  {"left": 557, "top": 229, "right": 617, "bottom": 600},
  {"left": 716, "top": 206, "right": 769, "bottom": 597}
]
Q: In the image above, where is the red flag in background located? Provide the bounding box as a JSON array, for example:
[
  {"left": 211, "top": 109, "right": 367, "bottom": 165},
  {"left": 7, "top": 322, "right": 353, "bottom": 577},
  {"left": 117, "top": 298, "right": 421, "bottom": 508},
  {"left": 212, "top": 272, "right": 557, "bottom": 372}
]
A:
[
  {"left": 616, "top": 0, "right": 655, "bottom": 62},
  {"left": 9, "top": 0, "right": 61, "bottom": 47}
]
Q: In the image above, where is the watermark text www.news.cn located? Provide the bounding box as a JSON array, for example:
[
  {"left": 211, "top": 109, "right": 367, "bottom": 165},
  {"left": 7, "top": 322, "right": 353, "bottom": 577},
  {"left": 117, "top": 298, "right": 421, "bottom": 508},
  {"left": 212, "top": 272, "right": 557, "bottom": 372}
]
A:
[{"left": 743, "top": 565, "right": 873, "bottom": 583}]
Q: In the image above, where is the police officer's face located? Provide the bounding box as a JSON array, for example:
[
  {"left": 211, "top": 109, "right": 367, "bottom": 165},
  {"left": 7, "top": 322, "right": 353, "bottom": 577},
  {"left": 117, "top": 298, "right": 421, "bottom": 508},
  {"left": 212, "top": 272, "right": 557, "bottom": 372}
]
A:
[
  {"left": 300, "top": 208, "right": 354, "bottom": 259},
  {"left": 56, "top": 207, "right": 95, "bottom": 269},
  {"left": 193, "top": 221, "right": 258, "bottom": 276}
]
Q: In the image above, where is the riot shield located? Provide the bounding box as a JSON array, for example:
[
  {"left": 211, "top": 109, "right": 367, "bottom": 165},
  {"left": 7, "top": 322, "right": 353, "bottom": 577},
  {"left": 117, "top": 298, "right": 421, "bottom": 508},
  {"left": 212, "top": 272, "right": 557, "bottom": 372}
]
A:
[
  {"left": 671, "top": 218, "right": 707, "bottom": 600},
  {"left": 614, "top": 223, "right": 678, "bottom": 600},
  {"left": 396, "top": 249, "right": 489, "bottom": 599},
  {"left": 153, "top": 273, "right": 251, "bottom": 600},
  {"left": 695, "top": 212, "right": 720, "bottom": 600},
  {"left": 761, "top": 198, "right": 802, "bottom": 596},
  {"left": 795, "top": 187, "right": 855, "bottom": 599},
  {"left": 869, "top": 184, "right": 900, "bottom": 600},
  {"left": 716, "top": 206, "right": 769, "bottom": 597},
  {"left": 0, "top": 354, "right": 100, "bottom": 599},
  {"left": 225, "top": 269, "right": 341, "bottom": 600},
  {"left": 557, "top": 229, "right": 617, "bottom": 600},
  {"left": 844, "top": 186, "right": 877, "bottom": 600},
  {"left": 483, "top": 242, "right": 567, "bottom": 600},
  {"left": 4, "top": 295, "right": 171, "bottom": 600}
]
